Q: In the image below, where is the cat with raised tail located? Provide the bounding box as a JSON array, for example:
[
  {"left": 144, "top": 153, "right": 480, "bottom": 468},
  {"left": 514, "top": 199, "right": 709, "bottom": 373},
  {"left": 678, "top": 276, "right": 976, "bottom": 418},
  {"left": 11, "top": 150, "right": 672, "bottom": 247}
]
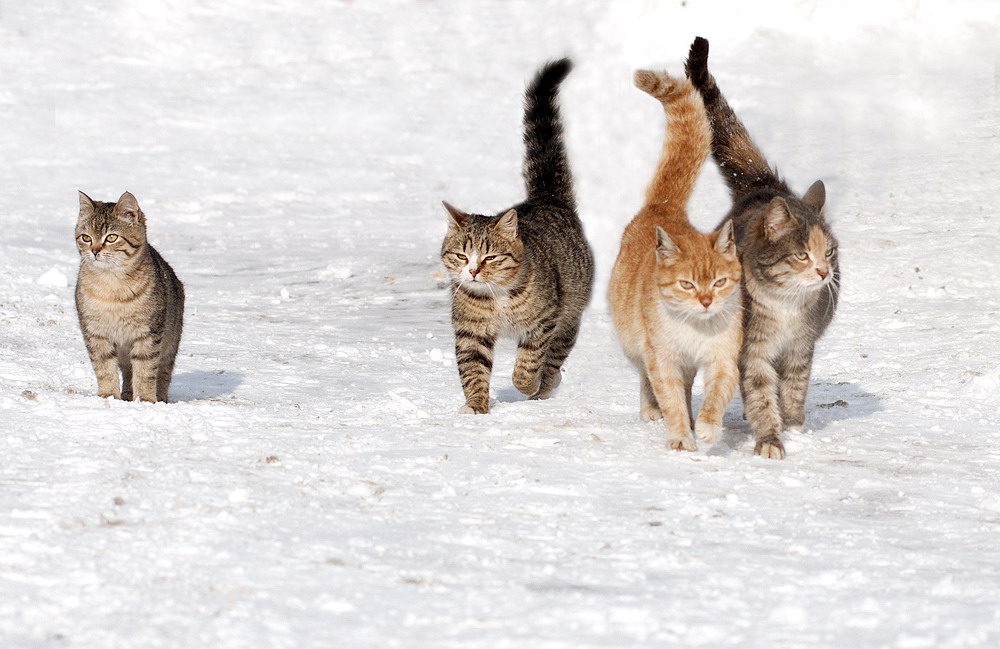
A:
[
  {"left": 609, "top": 69, "right": 743, "bottom": 452},
  {"left": 75, "top": 191, "right": 185, "bottom": 403},
  {"left": 440, "top": 59, "right": 594, "bottom": 414},
  {"left": 685, "top": 37, "right": 840, "bottom": 459}
]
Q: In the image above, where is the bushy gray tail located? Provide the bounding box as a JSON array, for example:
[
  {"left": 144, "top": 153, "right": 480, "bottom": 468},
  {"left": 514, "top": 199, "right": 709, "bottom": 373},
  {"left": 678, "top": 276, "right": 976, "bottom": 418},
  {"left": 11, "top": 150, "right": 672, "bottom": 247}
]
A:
[
  {"left": 685, "top": 37, "right": 791, "bottom": 199},
  {"left": 522, "top": 58, "right": 576, "bottom": 209}
]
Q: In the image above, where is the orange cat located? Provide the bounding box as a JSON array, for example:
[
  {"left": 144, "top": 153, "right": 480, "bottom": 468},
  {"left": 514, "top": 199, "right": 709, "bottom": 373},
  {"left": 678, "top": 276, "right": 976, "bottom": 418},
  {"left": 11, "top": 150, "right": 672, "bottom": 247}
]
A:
[{"left": 609, "top": 70, "right": 742, "bottom": 451}]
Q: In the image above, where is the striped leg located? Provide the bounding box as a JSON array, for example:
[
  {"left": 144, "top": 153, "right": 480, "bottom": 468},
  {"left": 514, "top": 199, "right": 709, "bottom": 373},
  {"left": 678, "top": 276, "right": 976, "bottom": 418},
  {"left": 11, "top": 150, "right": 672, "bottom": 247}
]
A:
[
  {"left": 777, "top": 343, "right": 815, "bottom": 433},
  {"left": 740, "top": 342, "right": 784, "bottom": 459},
  {"left": 129, "top": 334, "right": 161, "bottom": 403},
  {"left": 84, "top": 334, "right": 121, "bottom": 399},
  {"left": 533, "top": 322, "right": 581, "bottom": 400},
  {"left": 513, "top": 322, "right": 558, "bottom": 398}
]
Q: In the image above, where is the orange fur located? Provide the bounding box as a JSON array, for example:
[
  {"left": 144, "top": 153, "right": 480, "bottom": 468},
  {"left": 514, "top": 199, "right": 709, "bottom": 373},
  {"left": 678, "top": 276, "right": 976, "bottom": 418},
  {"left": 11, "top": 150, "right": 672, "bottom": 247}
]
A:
[{"left": 609, "top": 71, "right": 743, "bottom": 450}]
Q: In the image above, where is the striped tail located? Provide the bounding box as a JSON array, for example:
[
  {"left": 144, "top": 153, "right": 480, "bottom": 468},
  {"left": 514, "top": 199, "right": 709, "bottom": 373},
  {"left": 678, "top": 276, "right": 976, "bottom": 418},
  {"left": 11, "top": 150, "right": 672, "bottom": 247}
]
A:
[
  {"left": 522, "top": 58, "right": 576, "bottom": 209},
  {"left": 634, "top": 69, "right": 711, "bottom": 207},
  {"left": 685, "top": 37, "right": 791, "bottom": 199}
]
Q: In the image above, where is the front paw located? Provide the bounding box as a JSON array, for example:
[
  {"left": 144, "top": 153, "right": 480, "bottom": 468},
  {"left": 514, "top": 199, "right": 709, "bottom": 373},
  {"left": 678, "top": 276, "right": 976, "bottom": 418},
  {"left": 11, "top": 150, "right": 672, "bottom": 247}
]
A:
[
  {"left": 459, "top": 400, "right": 490, "bottom": 415},
  {"left": 754, "top": 435, "right": 785, "bottom": 459},
  {"left": 641, "top": 405, "right": 663, "bottom": 422},
  {"left": 695, "top": 420, "right": 722, "bottom": 444},
  {"left": 512, "top": 372, "right": 541, "bottom": 397},
  {"left": 667, "top": 434, "right": 697, "bottom": 452}
]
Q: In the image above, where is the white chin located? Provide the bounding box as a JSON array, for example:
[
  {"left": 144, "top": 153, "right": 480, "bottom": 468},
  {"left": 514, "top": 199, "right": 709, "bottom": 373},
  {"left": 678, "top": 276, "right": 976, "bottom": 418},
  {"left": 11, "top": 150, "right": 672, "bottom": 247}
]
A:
[{"left": 461, "top": 280, "right": 494, "bottom": 294}]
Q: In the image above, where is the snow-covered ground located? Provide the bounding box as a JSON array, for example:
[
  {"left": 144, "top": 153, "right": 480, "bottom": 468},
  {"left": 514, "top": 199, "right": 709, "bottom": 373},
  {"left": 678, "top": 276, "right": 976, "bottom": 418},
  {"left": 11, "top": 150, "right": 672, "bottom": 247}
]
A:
[{"left": 2, "top": 1, "right": 999, "bottom": 647}]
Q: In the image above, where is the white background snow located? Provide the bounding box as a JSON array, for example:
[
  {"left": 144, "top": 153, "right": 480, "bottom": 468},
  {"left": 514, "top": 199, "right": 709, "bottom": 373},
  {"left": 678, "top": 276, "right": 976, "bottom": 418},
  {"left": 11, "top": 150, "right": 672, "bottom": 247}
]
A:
[{"left": 2, "top": 0, "right": 999, "bottom": 647}]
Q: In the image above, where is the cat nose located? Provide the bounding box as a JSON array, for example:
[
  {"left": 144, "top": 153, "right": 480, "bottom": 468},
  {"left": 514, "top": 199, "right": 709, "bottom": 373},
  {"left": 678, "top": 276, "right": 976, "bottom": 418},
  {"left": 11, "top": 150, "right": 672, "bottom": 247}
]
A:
[
  {"left": 699, "top": 295, "right": 713, "bottom": 308},
  {"left": 469, "top": 268, "right": 479, "bottom": 278},
  {"left": 91, "top": 247, "right": 101, "bottom": 256},
  {"left": 816, "top": 268, "right": 829, "bottom": 280}
]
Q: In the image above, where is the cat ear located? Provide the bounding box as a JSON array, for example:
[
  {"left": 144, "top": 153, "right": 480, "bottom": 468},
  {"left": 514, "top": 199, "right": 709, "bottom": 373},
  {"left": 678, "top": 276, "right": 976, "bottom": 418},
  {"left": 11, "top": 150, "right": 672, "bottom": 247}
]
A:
[
  {"left": 78, "top": 191, "right": 96, "bottom": 221},
  {"left": 655, "top": 226, "right": 678, "bottom": 260},
  {"left": 763, "top": 197, "right": 796, "bottom": 241},
  {"left": 493, "top": 209, "right": 518, "bottom": 237},
  {"left": 714, "top": 219, "right": 736, "bottom": 256},
  {"left": 115, "top": 191, "right": 143, "bottom": 223},
  {"left": 443, "top": 201, "right": 468, "bottom": 232},
  {"left": 802, "top": 180, "right": 826, "bottom": 212}
]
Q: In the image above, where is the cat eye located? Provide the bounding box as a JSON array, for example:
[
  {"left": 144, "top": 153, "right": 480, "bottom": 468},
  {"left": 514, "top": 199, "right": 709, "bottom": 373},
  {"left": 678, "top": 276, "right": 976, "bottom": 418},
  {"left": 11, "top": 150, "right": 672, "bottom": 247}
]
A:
[
  {"left": 794, "top": 252, "right": 809, "bottom": 261},
  {"left": 105, "top": 234, "right": 119, "bottom": 243},
  {"left": 679, "top": 281, "right": 695, "bottom": 290},
  {"left": 825, "top": 248, "right": 835, "bottom": 258},
  {"left": 713, "top": 278, "right": 727, "bottom": 288},
  {"left": 80, "top": 234, "right": 92, "bottom": 243},
  {"left": 454, "top": 253, "right": 468, "bottom": 262},
  {"left": 482, "top": 255, "right": 497, "bottom": 263}
]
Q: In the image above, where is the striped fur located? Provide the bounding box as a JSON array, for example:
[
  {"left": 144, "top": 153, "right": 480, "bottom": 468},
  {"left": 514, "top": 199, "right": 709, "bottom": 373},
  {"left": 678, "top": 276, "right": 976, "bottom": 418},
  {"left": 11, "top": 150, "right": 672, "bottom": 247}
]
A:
[
  {"left": 686, "top": 37, "right": 841, "bottom": 459},
  {"left": 441, "top": 59, "right": 594, "bottom": 414},
  {"left": 75, "top": 191, "right": 185, "bottom": 403},
  {"left": 609, "top": 70, "right": 743, "bottom": 451}
]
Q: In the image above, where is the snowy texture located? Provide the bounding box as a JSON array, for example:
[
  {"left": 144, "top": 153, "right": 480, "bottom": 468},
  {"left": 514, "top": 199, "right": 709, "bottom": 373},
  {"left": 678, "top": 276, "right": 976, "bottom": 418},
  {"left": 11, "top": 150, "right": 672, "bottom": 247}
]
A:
[{"left": 2, "top": 1, "right": 1000, "bottom": 647}]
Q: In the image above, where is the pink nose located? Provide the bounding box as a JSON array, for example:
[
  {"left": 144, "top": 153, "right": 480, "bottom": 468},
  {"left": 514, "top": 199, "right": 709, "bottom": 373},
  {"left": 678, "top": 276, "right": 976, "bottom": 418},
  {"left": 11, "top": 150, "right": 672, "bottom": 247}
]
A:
[
  {"left": 816, "top": 268, "right": 829, "bottom": 280},
  {"left": 699, "top": 295, "right": 713, "bottom": 308},
  {"left": 469, "top": 268, "right": 478, "bottom": 278},
  {"left": 91, "top": 248, "right": 101, "bottom": 256}
]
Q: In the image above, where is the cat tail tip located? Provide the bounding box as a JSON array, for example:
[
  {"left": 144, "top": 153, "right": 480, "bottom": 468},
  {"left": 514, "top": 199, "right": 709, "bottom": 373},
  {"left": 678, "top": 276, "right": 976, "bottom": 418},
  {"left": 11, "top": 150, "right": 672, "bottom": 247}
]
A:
[
  {"left": 684, "top": 36, "right": 711, "bottom": 87},
  {"left": 633, "top": 69, "right": 685, "bottom": 100},
  {"left": 530, "top": 57, "right": 573, "bottom": 95}
]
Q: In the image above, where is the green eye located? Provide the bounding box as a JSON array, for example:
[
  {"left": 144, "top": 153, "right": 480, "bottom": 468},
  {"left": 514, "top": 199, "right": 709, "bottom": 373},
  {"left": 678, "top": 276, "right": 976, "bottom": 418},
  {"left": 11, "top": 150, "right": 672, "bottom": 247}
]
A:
[
  {"left": 713, "top": 278, "right": 727, "bottom": 288},
  {"left": 825, "top": 248, "right": 835, "bottom": 258},
  {"left": 794, "top": 252, "right": 809, "bottom": 261},
  {"left": 679, "top": 281, "right": 695, "bottom": 290},
  {"left": 105, "top": 234, "right": 119, "bottom": 243}
]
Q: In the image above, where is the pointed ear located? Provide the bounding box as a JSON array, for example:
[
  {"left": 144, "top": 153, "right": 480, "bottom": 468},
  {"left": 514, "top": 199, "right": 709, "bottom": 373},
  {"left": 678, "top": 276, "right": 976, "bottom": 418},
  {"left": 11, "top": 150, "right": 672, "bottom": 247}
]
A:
[
  {"left": 714, "top": 219, "right": 736, "bottom": 256},
  {"left": 802, "top": 180, "right": 826, "bottom": 211},
  {"left": 115, "top": 191, "right": 142, "bottom": 223},
  {"left": 763, "top": 197, "right": 796, "bottom": 241},
  {"left": 78, "top": 191, "right": 96, "bottom": 221},
  {"left": 443, "top": 201, "right": 468, "bottom": 232},
  {"left": 493, "top": 209, "right": 517, "bottom": 237},
  {"left": 655, "top": 226, "right": 678, "bottom": 261}
]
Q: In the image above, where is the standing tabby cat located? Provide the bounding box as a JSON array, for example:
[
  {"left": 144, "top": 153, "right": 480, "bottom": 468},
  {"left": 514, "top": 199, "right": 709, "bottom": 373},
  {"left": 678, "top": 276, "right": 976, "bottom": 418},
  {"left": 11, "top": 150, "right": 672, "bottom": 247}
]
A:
[
  {"left": 609, "top": 69, "right": 742, "bottom": 451},
  {"left": 440, "top": 59, "right": 594, "bottom": 414},
  {"left": 75, "top": 191, "right": 185, "bottom": 403},
  {"left": 685, "top": 37, "right": 840, "bottom": 458}
]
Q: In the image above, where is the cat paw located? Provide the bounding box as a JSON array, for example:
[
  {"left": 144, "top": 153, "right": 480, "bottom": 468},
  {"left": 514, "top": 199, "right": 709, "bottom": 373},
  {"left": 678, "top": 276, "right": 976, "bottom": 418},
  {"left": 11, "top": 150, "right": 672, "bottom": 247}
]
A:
[
  {"left": 754, "top": 435, "right": 785, "bottom": 459},
  {"left": 512, "top": 374, "right": 541, "bottom": 397},
  {"left": 459, "top": 401, "right": 489, "bottom": 415},
  {"left": 695, "top": 421, "right": 722, "bottom": 444},
  {"left": 667, "top": 435, "right": 697, "bottom": 452},
  {"left": 641, "top": 407, "right": 663, "bottom": 422}
]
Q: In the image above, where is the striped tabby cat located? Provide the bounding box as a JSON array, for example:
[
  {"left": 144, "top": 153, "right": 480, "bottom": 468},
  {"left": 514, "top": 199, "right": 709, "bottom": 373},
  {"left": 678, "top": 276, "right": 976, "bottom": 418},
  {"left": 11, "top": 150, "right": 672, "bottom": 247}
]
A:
[
  {"left": 609, "top": 70, "right": 743, "bottom": 451},
  {"left": 440, "top": 59, "right": 594, "bottom": 414},
  {"left": 75, "top": 191, "right": 185, "bottom": 403},
  {"left": 686, "top": 37, "right": 840, "bottom": 458}
]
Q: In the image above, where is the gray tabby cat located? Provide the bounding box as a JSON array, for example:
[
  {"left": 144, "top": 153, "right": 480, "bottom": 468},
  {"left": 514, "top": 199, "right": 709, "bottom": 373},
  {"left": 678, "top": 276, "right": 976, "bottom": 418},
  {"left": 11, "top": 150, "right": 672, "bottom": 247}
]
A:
[
  {"left": 685, "top": 38, "right": 841, "bottom": 458},
  {"left": 75, "top": 191, "right": 185, "bottom": 403},
  {"left": 440, "top": 58, "right": 594, "bottom": 414}
]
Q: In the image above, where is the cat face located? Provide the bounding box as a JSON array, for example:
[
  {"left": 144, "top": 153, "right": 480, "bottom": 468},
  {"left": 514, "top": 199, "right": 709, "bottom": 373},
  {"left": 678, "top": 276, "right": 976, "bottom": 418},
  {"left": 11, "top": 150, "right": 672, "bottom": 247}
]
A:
[
  {"left": 440, "top": 202, "right": 524, "bottom": 295},
  {"left": 748, "top": 185, "right": 838, "bottom": 296},
  {"left": 76, "top": 191, "right": 147, "bottom": 270},
  {"left": 655, "top": 221, "right": 742, "bottom": 320}
]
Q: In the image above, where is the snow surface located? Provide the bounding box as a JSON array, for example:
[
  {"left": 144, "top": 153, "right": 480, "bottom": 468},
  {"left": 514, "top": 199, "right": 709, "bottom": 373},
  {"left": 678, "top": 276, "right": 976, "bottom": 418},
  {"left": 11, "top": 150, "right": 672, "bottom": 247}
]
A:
[{"left": 2, "top": 0, "right": 999, "bottom": 647}]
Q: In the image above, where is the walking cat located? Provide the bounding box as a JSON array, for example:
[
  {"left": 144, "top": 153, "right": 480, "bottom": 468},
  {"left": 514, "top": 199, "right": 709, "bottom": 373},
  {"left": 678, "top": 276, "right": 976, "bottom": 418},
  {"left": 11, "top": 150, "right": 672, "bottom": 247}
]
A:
[
  {"left": 685, "top": 37, "right": 840, "bottom": 458},
  {"left": 609, "top": 69, "right": 742, "bottom": 451},
  {"left": 440, "top": 59, "right": 594, "bottom": 414},
  {"left": 75, "top": 191, "right": 185, "bottom": 403}
]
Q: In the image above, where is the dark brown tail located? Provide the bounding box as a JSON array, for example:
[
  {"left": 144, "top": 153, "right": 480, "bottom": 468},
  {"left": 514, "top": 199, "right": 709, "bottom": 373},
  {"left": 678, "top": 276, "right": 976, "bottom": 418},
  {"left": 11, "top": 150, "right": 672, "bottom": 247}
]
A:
[
  {"left": 685, "top": 37, "right": 791, "bottom": 199},
  {"left": 522, "top": 58, "right": 576, "bottom": 210}
]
